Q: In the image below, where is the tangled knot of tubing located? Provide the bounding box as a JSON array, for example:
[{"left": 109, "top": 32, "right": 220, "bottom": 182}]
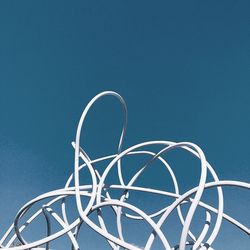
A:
[{"left": 1, "top": 91, "right": 249, "bottom": 250}]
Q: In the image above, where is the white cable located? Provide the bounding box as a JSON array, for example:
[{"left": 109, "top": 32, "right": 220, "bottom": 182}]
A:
[{"left": 1, "top": 91, "right": 249, "bottom": 250}]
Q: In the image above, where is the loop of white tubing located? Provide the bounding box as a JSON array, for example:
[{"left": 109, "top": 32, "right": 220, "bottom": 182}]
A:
[
  {"left": 1, "top": 91, "right": 249, "bottom": 250},
  {"left": 1, "top": 180, "right": 249, "bottom": 249},
  {"left": 1, "top": 181, "right": 249, "bottom": 249}
]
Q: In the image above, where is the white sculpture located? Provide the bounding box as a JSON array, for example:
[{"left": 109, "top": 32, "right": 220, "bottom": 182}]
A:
[{"left": 0, "top": 91, "right": 249, "bottom": 249}]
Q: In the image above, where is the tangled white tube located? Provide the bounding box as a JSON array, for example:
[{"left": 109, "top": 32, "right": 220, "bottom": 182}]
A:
[{"left": 0, "top": 91, "right": 249, "bottom": 250}]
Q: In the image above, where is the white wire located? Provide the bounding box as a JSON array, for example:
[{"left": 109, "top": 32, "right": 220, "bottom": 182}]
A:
[{"left": 0, "top": 91, "right": 249, "bottom": 250}]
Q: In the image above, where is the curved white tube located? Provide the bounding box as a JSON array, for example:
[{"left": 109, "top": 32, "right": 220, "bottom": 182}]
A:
[{"left": 1, "top": 91, "right": 249, "bottom": 250}]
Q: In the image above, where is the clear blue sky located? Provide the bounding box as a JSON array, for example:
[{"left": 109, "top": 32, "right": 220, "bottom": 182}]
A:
[{"left": 0, "top": 1, "right": 249, "bottom": 249}]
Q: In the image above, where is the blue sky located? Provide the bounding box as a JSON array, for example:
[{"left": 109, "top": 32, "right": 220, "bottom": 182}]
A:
[{"left": 0, "top": 1, "right": 249, "bottom": 249}]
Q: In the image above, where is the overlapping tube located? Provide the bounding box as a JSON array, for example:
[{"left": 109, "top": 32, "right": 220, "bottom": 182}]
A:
[{"left": 1, "top": 91, "right": 249, "bottom": 250}]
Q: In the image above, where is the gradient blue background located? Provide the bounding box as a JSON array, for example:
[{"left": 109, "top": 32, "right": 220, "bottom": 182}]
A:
[{"left": 0, "top": 1, "right": 249, "bottom": 249}]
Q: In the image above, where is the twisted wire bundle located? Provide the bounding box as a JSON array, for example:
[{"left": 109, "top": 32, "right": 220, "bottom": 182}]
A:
[{"left": 1, "top": 91, "right": 249, "bottom": 250}]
